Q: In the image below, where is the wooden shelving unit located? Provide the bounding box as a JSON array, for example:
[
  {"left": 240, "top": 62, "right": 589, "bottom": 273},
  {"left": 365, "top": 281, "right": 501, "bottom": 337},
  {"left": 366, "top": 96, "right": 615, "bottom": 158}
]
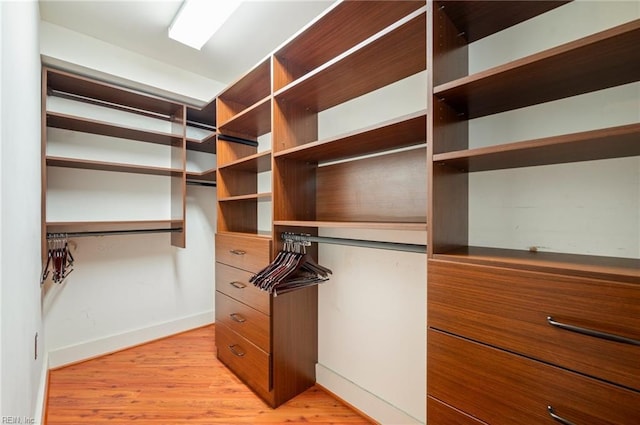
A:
[
  {"left": 186, "top": 102, "right": 217, "bottom": 154},
  {"left": 427, "top": 1, "right": 640, "bottom": 423},
  {"left": 42, "top": 67, "right": 187, "bottom": 248}
]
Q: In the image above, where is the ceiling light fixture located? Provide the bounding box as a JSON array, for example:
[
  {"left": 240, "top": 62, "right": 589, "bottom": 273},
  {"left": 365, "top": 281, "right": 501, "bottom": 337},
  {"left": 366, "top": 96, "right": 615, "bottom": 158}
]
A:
[{"left": 168, "top": 0, "right": 242, "bottom": 50}]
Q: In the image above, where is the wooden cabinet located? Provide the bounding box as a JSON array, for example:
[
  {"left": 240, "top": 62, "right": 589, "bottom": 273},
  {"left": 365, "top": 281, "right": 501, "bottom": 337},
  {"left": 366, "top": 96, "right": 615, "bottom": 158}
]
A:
[{"left": 426, "top": 1, "right": 640, "bottom": 423}]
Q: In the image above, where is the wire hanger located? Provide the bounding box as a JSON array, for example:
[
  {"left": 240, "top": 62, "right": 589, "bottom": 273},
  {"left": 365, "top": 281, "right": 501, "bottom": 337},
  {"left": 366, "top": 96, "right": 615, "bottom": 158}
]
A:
[{"left": 41, "top": 233, "right": 74, "bottom": 285}]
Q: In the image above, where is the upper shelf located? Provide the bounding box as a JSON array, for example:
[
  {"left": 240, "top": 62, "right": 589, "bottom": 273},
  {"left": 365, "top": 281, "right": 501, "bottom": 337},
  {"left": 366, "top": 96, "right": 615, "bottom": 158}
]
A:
[
  {"left": 217, "top": 96, "right": 271, "bottom": 138},
  {"left": 217, "top": 150, "right": 271, "bottom": 173},
  {"left": 47, "top": 111, "right": 183, "bottom": 147},
  {"left": 438, "top": 0, "right": 571, "bottom": 43},
  {"left": 434, "top": 19, "right": 640, "bottom": 119},
  {"left": 45, "top": 68, "right": 184, "bottom": 117},
  {"left": 47, "top": 156, "right": 182, "bottom": 177},
  {"left": 274, "top": 7, "right": 426, "bottom": 112},
  {"left": 217, "top": 59, "right": 271, "bottom": 126},
  {"left": 273, "top": 1, "right": 425, "bottom": 90},
  {"left": 433, "top": 123, "right": 640, "bottom": 171},
  {"left": 275, "top": 110, "right": 427, "bottom": 162}
]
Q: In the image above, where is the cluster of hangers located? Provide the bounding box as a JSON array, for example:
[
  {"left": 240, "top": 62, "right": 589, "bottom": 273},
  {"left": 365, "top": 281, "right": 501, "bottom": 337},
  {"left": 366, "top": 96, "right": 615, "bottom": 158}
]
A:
[
  {"left": 250, "top": 236, "right": 332, "bottom": 296},
  {"left": 41, "top": 234, "right": 74, "bottom": 284}
]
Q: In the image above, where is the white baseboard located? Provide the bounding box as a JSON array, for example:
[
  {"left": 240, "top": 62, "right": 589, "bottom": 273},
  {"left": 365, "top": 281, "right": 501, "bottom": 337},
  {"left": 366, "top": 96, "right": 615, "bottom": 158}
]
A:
[
  {"left": 33, "top": 353, "right": 49, "bottom": 425},
  {"left": 48, "top": 311, "right": 213, "bottom": 369},
  {"left": 316, "top": 364, "right": 423, "bottom": 425}
]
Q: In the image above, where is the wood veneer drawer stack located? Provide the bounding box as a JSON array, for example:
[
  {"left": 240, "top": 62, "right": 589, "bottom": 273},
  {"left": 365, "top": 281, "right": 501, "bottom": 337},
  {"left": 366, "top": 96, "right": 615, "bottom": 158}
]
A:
[
  {"left": 427, "top": 260, "right": 640, "bottom": 424},
  {"left": 215, "top": 232, "right": 272, "bottom": 402}
]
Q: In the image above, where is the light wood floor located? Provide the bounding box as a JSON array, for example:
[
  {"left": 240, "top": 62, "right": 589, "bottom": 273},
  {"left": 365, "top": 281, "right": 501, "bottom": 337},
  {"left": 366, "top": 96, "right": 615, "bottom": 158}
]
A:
[{"left": 45, "top": 325, "right": 373, "bottom": 424}]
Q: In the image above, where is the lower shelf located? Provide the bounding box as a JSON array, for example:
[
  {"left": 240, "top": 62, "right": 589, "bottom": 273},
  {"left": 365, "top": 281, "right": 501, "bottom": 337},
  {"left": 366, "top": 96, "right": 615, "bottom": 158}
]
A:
[
  {"left": 433, "top": 246, "right": 640, "bottom": 283},
  {"left": 46, "top": 220, "right": 183, "bottom": 237},
  {"left": 274, "top": 220, "right": 427, "bottom": 231}
]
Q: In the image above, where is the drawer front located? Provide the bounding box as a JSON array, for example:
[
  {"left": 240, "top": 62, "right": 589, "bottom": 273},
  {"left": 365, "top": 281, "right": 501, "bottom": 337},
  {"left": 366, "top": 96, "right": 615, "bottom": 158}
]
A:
[
  {"left": 216, "top": 292, "right": 270, "bottom": 352},
  {"left": 428, "top": 330, "right": 640, "bottom": 425},
  {"left": 216, "top": 263, "right": 270, "bottom": 315},
  {"left": 215, "top": 233, "right": 271, "bottom": 273},
  {"left": 428, "top": 260, "right": 640, "bottom": 391},
  {"left": 428, "top": 396, "right": 487, "bottom": 425},
  {"left": 216, "top": 323, "right": 271, "bottom": 397}
]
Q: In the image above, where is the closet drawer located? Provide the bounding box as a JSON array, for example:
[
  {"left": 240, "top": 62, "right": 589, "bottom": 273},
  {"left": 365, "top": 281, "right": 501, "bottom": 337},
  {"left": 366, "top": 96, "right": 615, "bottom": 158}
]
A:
[
  {"left": 428, "top": 329, "right": 640, "bottom": 425},
  {"left": 216, "top": 323, "right": 271, "bottom": 396},
  {"left": 427, "top": 396, "right": 486, "bottom": 425},
  {"left": 216, "top": 233, "right": 271, "bottom": 273},
  {"left": 216, "top": 263, "right": 270, "bottom": 315},
  {"left": 428, "top": 260, "right": 640, "bottom": 391},
  {"left": 216, "top": 292, "right": 270, "bottom": 353}
]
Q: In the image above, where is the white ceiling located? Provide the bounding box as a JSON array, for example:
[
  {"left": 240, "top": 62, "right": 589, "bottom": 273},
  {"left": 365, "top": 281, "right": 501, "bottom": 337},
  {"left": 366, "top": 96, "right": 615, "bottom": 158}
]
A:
[{"left": 39, "top": 0, "right": 334, "bottom": 85}]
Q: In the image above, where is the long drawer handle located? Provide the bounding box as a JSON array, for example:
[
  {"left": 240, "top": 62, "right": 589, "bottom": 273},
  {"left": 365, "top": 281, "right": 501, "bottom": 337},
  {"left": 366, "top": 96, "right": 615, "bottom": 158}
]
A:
[
  {"left": 229, "top": 281, "right": 247, "bottom": 289},
  {"left": 547, "top": 406, "right": 576, "bottom": 425},
  {"left": 230, "top": 313, "right": 246, "bottom": 323},
  {"left": 547, "top": 316, "right": 640, "bottom": 346},
  {"left": 229, "top": 249, "right": 246, "bottom": 256},
  {"left": 228, "top": 344, "right": 245, "bottom": 357}
]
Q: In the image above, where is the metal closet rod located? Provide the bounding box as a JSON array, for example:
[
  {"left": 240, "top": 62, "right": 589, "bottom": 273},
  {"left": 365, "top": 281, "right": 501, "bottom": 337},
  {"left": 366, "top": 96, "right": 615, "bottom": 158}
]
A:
[
  {"left": 217, "top": 134, "right": 259, "bottom": 147},
  {"left": 186, "top": 181, "right": 216, "bottom": 187},
  {"left": 281, "top": 232, "right": 427, "bottom": 254},
  {"left": 47, "top": 228, "right": 183, "bottom": 239}
]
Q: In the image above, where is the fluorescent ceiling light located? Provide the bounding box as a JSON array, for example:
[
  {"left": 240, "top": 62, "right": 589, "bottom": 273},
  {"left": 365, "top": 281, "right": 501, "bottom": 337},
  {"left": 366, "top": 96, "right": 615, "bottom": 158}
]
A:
[{"left": 169, "top": 0, "right": 242, "bottom": 50}]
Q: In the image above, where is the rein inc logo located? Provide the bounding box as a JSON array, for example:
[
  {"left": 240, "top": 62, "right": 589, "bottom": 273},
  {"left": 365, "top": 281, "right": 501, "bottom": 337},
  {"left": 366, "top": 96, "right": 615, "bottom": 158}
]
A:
[{"left": 1, "top": 418, "right": 35, "bottom": 424}]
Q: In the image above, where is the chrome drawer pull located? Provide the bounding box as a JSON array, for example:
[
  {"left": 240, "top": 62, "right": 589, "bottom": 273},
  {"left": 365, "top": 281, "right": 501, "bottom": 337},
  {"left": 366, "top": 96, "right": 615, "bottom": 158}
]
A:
[
  {"left": 228, "top": 344, "right": 245, "bottom": 357},
  {"left": 230, "top": 313, "right": 246, "bottom": 323},
  {"left": 229, "top": 249, "right": 246, "bottom": 256},
  {"left": 547, "top": 316, "right": 640, "bottom": 346},
  {"left": 229, "top": 281, "right": 246, "bottom": 289},
  {"left": 547, "top": 406, "right": 576, "bottom": 425}
]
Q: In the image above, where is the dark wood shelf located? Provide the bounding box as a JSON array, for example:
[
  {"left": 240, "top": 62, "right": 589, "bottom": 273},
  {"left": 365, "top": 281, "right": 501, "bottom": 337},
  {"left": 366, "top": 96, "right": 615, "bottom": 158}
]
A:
[
  {"left": 186, "top": 168, "right": 216, "bottom": 182},
  {"left": 46, "top": 220, "right": 183, "bottom": 234},
  {"left": 46, "top": 156, "right": 182, "bottom": 177},
  {"left": 273, "top": 1, "right": 425, "bottom": 90},
  {"left": 216, "top": 230, "right": 273, "bottom": 239},
  {"left": 274, "top": 111, "right": 426, "bottom": 161},
  {"left": 433, "top": 123, "right": 640, "bottom": 171},
  {"left": 47, "top": 111, "right": 183, "bottom": 146},
  {"left": 433, "top": 246, "right": 640, "bottom": 284},
  {"left": 274, "top": 7, "right": 426, "bottom": 112},
  {"left": 274, "top": 220, "right": 427, "bottom": 231},
  {"left": 218, "top": 150, "right": 271, "bottom": 173},
  {"left": 218, "top": 96, "right": 271, "bottom": 137},
  {"left": 439, "top": 1, "right": 571, "bottom": 43},
  {"left": 218, "top": 192, "right": 272, "bottom": 202},
  {"left": 217, "top": 59, "right": 271, "bottom": 124},
  {"left": 434, "top": 19, "right": 640, "bottom": 119},
  {"left": 46, "top": 68, "right": 183, "bottom": 117}
]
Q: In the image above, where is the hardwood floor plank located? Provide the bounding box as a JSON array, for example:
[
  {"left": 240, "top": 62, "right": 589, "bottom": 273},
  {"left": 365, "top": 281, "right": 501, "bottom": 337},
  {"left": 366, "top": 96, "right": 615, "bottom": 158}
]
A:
[{"left": 46, "top": 325, "right": 373, "bottom": 424}]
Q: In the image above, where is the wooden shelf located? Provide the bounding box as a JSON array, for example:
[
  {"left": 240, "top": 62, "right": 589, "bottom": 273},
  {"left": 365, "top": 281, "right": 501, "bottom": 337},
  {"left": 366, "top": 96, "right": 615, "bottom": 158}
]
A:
[
  {"left": 217, "top": 59, "right": 271, "bottom": 124},
  {"left": 187, "top": 101, "right": 216, "bottom": 128},
  {"left": 275, "top": 110, "right": 426, "bottom": 162},
  {"left": 439, "top": 1, "right": 571, "bottom": 43},
  {"left": 186, "top": 168, "right": 216, "bottom": 182},
  {"left": 47, "top": 111, "right": 183, "bottom": 146},
  {"left": 46, "top": 156, "right": 182, "bottom": 177},
  {"left": 434, "top": 19, "right": 640, "bottom": 118},
  {"left": 46, "top": 68, "right": 183, "bottom": 117},
  {"left": 273, "top": 1, "right": 425, "bottom": 90},
  {"left": 274, "top": 220, "right": 427, "bottom": 231},
  {"left": 46, "top": 220, "right": 183, "bottom": 234},
  {"left": 216, "top": 230, "right": 273, "bottom": 239},
  {"left": 218, "top": 192, "right": 272, "bottom": 202},
  {"left": 433, "top": 246, "right": 640, "bottom": 284},
  {"left": 218, "top": 151, "right": 271, "bottom": 173},
  {"left": 274, "top": 7, "right": 426, "bottom": 112},
  {"left": 218, "top": 96, "right": 271, "bottom": 137},
  {"left": 433, "top": 123, "right": 640, "bottom": 171}
]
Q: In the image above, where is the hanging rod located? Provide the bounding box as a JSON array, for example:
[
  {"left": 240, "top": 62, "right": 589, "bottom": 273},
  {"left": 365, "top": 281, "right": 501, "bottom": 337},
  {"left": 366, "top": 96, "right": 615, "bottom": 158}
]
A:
[
  {"left": 186, "top": 180, "right": 216, "bottom": 187},
  {"left": 47, "top": 227, "right": 183, "bottom": 239},
  {"left": 217, "top": 134, "right": 259, "bottom": 147},
  {"left": 186, "top": 119, "right": 217, "bottom": 131},
  {"left": 281, "top": 233, "right": 426, "bottom": 254}
]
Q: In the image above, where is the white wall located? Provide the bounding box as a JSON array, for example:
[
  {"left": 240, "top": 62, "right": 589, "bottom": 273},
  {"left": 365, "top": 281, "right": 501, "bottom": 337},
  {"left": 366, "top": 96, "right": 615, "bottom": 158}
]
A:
[
  {"left": 40, "top": 18, "right": 218, "bottom": 368},
  {"left": 0, "top": 0, "right": 45, "bottom": 421},
  {"left": 468, "top": 0, "right": 640, "bottom": 259},
  {"left": 315, "top": 72, "right": 428, "bottom": 424}
]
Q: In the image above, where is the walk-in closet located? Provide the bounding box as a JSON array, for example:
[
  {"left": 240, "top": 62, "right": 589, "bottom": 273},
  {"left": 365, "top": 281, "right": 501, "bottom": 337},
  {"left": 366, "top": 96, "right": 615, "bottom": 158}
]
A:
[{"left": 1, "top": 1, "right": 638, "bottom": 424}]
